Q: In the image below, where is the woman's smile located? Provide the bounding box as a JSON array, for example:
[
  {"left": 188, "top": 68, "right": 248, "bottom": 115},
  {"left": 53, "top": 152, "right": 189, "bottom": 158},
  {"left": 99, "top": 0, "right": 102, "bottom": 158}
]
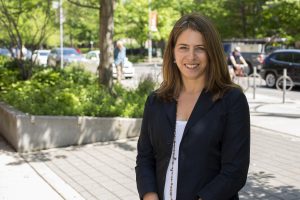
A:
[{"left": 184, "top": 63, "right": 199, "bottom": 69}]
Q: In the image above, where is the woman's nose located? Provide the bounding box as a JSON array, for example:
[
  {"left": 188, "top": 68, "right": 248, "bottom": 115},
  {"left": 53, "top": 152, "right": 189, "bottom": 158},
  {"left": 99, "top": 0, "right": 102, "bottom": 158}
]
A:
[{"left": 187, "top": 49, "right": 196, "bottom": 59}]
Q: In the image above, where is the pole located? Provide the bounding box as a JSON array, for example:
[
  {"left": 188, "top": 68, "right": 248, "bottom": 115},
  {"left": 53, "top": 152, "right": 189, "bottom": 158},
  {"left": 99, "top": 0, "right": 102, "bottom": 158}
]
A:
[
  {"left": 283, "top": 68, "right": 287, "bottom": 104},
  {"left": 148, "top": 0, "right": 152, "bottom": 63},
  {"left": 60, "top": 0, "right": 64, "bottom": 69},
  {"left": 253, "top": 67, "right": 256, "bottom": 99}
]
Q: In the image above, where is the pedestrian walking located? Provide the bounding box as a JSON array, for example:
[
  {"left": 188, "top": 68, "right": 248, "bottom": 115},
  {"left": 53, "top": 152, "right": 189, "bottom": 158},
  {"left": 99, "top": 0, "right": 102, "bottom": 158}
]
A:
[{"left": 114, "top": 40, "right": 126, "bottom": 83}]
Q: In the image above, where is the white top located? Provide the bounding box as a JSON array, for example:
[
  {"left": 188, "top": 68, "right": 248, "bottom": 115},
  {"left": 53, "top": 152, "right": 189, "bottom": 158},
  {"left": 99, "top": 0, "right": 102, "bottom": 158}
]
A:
[{"left": 164, "top": 120, "right": 187, "bottom": 200}]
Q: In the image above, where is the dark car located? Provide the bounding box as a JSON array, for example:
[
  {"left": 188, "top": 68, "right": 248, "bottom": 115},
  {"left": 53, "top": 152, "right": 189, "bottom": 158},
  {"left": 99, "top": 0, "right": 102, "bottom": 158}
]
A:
[
  {"left": 47, "top": 47, "right": 86, "bottom": 67},
  {"left": 260, "top": 49, "right": 300, "bottom": 88}
]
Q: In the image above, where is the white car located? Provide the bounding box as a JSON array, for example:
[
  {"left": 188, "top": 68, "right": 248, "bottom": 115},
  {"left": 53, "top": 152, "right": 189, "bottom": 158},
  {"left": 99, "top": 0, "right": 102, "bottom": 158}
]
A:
[
  {"left": 85, "top": 50, "right": 135, "bottom": 78},
  {"left": 32, "top": 50, "right": 50, "bottom": 66},
  {"left": 85, "top": 50, "right": 100, "bottom": 62}
]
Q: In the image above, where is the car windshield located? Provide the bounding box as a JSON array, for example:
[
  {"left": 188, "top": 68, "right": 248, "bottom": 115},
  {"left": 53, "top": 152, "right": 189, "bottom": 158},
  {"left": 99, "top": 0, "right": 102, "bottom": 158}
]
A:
[
  {"left": 57, "top": 49, "right": 79, "bottom": 55},
  {"left": 39, "top": 52, "right": 49, "bottom": 56}
]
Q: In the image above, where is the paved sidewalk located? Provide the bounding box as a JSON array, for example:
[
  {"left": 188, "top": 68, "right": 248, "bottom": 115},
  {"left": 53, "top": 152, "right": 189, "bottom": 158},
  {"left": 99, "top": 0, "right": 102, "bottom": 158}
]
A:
[
  {"left": 246, "top": 92, "right": 300, "bottom": 138},
  {"left": 0, "top": 136, "right": 64, "bottom": 200},
  {"left": 1, "top": 90, "right": 300, "bottom": 200}
]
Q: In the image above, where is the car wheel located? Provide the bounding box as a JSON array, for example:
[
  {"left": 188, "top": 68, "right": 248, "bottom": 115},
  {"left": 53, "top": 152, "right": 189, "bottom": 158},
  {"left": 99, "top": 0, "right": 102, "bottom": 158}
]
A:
[{"left": 265, "top": 72, "right": 276, "bottom": 88}]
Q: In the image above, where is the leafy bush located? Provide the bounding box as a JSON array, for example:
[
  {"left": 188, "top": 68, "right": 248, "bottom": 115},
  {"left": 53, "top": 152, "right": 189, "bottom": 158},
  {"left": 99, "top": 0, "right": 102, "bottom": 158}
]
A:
[
  {"left": 0, "top": 57, "right": 20, "bottom": 93},
  {"left": 0, "top": 56, "right": 12, "bottom": 67},
  {"left": 0, "top": 64, "right": 155, "bottom": 117}
]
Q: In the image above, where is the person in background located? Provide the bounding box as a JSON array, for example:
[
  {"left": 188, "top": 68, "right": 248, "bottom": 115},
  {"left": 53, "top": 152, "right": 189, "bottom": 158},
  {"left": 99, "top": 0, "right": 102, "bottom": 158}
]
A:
[
  {"left": 114, "top": 40, "right": 126, "bottom": 83},
  {"left": 228, "top": 46, "right": 248, "bottom": 76},
  {"left": 135, "top": 13, "right": 250, "bottom": 200}
]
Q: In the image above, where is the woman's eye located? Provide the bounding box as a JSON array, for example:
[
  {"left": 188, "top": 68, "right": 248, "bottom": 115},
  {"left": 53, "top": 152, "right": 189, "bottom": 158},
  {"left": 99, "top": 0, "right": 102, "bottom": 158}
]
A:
[
  {"left": 196, "top": 47, "right": 206, "bottom": 52},
  {"left": 179, "top": 46, "right": 188, "bottom": 50}
]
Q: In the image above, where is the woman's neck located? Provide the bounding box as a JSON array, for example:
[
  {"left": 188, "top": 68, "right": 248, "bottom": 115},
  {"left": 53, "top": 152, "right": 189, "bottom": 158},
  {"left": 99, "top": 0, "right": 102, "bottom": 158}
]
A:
[{"left": 181, "top": 79, "right": 204, "bottom": 95}]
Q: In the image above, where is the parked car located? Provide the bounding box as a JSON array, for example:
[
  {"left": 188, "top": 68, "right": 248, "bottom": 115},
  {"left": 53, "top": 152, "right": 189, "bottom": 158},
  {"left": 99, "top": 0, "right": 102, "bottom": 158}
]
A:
[
  {"left": 260, "top": 49, "right": 300, "bottom": 88},
  {"left": 85, "top": 50, "right": 135, "bottom": 78},
  {"left": 47, "top": 47, "right": 86, "bottom": 67},
  {"left": 0, "top": 48, "right": 12, "bottom": 57},
  {"left": 31, "top": 50, "right": 50, "bottom": 66},
  {"left": 85, "top": 50, "right": 100, "bottom": 62}
]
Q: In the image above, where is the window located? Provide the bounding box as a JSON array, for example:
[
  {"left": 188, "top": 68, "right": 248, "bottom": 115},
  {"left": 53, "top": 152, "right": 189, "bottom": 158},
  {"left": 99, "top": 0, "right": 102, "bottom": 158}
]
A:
[
  {"left": 275, "top": 53, "right": 292, "bottom": 62},
  {"left": 39, "top": 52, "right": 49, "bottom": 56},
  {"left": 293, "top": 53, "right": 300, "bottom": 64}
]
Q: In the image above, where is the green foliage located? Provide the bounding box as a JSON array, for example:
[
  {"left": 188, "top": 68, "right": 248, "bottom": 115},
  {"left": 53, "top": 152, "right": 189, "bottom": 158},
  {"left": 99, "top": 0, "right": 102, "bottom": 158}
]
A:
[
  {"left": 261, "top": 0, "right": 300, "bottom": 42},
  {"left": 63, "top": 1, "right": 99, "bottom": 47},
  {"left": 115, "top": 0, "right": 149, "bottom": 46},
  {"left": 0, "top": 65, "right": 155, "bottom": 118},
  {"left": 127, "top": 54, "right": 146, "bottom": 63},
  {"left": 0, "top": 58, "right": 20, "bottom": 93},
  {"left": 2, "top": 0, "right": 300, "bottom": 51},
  {"left": 0, "top": 56, "right": 12, "bottom": 67},
  {"left": 0, "top": 0, "right": 55, "bottom": 49}
]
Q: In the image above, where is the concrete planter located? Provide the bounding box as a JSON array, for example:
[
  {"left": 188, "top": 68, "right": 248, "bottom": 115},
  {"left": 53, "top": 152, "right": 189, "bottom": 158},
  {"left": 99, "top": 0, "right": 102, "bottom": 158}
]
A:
[{"left": 0, "top": 102, "right": 142, "bottom": 152}]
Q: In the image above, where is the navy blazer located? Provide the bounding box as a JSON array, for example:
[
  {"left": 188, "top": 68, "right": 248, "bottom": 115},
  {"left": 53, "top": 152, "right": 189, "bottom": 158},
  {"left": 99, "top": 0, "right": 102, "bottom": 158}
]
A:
[{"left": 135, "top": 88, "right": 250, "bottom": 200}]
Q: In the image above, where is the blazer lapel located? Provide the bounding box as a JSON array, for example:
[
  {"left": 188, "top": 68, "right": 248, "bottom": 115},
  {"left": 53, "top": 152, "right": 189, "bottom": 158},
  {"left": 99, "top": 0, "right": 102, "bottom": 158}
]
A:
[
  {"left": 163, "top": 99, "right": 177, "bottom": 133},
  {"left": 184, "top": 90, "right": 214, "bottom": 134}
]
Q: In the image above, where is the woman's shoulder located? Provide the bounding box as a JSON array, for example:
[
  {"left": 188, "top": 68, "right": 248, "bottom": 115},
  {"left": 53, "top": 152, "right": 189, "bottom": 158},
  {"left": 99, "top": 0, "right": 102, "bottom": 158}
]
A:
[
  {"left": 222, "top": 87, "right": 247, "bottom": 103},
  {"left": 146, "top": 91, "right": 163, "bottom": 105},
  {"left": 146, "top": 90, "right": 174, "bottom": 106}
]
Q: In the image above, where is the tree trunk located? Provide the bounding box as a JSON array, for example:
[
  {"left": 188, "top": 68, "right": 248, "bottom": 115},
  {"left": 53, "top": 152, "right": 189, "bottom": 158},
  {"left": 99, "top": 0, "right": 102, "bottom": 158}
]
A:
[
  {"left": 99, "top": 0, "right": 115, "bottom": 90},
  {"left": 239, "top": 1, "right": 247, "bottom": 38}
]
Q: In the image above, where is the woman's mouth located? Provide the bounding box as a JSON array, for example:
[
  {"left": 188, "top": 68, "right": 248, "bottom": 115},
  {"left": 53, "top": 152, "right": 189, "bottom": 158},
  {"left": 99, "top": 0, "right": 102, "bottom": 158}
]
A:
[{"left": 184, "top": 64, "right": 199, "bottom": 69}]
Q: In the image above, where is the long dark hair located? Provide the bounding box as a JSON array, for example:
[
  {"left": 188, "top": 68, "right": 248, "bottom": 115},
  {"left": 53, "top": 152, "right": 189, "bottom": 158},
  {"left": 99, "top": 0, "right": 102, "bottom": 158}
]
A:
[{"left": 156, "top": 13, "right": 238, "bottom": 102}]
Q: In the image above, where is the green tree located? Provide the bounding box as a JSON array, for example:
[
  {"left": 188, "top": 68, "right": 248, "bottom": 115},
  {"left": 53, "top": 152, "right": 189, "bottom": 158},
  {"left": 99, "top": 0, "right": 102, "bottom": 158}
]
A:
[
  {"left": 65, "top": 0, "right": 99, "bottom": 47},
  {"left": 66, "top": 0, "right": 115, "bottom": 90},
  {"left": 99, "top": 0, "right": 115, "bottom": 90},
  {"left": 220, "top": 0, "right": 268, "bottom": 38},
  {"left": 115, "top": 0, "right": 149, "bottom": 47},
  {"left": 261, "top": 0, "right": 300, "bottom": 43},
  {"left": 0, "top": 0, "right": 55, "bottom": 79}
]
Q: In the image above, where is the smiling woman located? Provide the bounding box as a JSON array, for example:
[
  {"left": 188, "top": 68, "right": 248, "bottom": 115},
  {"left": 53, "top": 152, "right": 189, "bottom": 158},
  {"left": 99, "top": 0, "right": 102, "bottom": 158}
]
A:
[{"left": 136, "top": 13, "right": 250, "bottom": 200}]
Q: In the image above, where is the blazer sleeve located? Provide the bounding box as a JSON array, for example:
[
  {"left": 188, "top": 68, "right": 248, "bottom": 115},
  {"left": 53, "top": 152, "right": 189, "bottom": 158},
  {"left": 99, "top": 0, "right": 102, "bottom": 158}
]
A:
[
  {"left": 135, "top": 94, "right": 158, "bottom": 199},
  {"left": 197, "top": 89, "right": 250, "bottom": 200}
]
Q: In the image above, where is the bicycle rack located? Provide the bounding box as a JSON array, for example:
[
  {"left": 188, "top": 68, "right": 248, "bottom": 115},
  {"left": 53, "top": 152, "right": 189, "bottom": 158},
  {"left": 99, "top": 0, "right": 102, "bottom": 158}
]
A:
[
  {"left": 276, "top": 69, "right": 294, "bottom": 103},
  {"left": 276, "top": 75, "right": 294, "bottom": 91}
]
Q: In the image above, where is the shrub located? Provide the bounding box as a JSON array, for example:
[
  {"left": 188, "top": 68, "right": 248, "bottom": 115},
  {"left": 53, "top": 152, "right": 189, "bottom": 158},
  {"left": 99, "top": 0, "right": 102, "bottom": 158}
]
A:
[
  {"left": 0, "top": 64, "right": 156, "bottom": 117},
  {"left": 0, "top": 58, "right": 20, "bottom": 93},
  {"left": 0, "top": 56, "right": 12, "bottom": 67}
]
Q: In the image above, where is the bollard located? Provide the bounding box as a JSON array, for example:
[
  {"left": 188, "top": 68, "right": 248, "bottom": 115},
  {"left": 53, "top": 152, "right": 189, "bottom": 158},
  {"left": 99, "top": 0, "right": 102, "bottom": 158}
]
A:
[
  {"left": 283, "top": 68, "right": 287, "bottom": 103},
  {"left": 253, "top": 67, "right": 257, "bottom": 99}
]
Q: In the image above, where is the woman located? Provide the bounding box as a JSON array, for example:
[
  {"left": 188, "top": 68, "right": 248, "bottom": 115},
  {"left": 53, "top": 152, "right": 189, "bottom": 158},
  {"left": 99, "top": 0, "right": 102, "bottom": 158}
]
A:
[{"left": 135, "top": 13, "right": 250, "bottom": 200}]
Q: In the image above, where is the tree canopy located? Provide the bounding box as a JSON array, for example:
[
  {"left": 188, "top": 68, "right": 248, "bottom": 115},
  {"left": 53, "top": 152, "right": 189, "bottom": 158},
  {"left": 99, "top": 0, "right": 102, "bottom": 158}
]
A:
[{"left": 1, "top": 0, "right": 299, "bottom": 50}]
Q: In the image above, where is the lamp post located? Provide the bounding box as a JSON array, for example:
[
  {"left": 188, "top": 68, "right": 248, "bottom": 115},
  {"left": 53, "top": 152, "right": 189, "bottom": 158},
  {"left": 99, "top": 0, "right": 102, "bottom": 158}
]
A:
[
  {"left": 59, "top": 0, "right": 64, "bottom": 69},
  {"left": 52, "top": 0, "right": 64, "bottom": 69},
  {"left": 148, "top": 0, "right": 152, "bottom": 63}
]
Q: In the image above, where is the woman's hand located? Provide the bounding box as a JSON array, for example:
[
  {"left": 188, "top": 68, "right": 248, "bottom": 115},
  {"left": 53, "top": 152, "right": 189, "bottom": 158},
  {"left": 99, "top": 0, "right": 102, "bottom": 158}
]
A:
[{"left": 143, "top": 192, "right": 159, "bottom": 200}]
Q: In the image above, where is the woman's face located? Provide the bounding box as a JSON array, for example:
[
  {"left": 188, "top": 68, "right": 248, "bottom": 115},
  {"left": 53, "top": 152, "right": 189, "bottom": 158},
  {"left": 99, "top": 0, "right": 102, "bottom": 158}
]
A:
[{"left": 174, "top": 28, "right": 208, "bottom": 82}]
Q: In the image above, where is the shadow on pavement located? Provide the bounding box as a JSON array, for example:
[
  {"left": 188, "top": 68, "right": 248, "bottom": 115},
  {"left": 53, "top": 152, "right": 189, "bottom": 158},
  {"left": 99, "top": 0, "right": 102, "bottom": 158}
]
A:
[
  {"left": 241, "top": 171, "right": 300, "bottom": 200},
  {"left": 113, "top": 141, "right": 136, "bottom": 151}
]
